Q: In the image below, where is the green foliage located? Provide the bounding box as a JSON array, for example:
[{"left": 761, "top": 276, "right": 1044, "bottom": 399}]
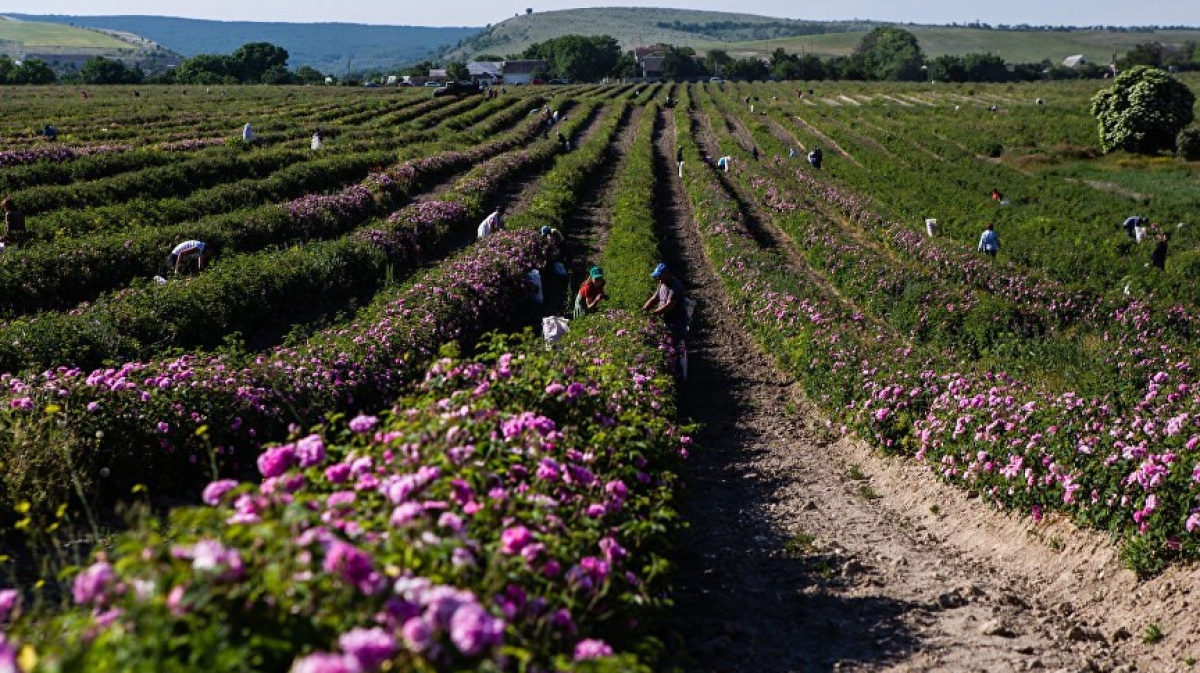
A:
[
  {"left": 1177, "top": 124, "right": 1200, "bottom": 160},
  {"left": 0, "top": 56, "right": 56, "bottom": 84},
  {"left": 852, "top": 27, "right": 926, "bottom": 81},
  {"left": 445, "top": 61, "right": 469, "bottom": 81},
  {"left": 79, "top": 56, "right": 144, "bottom": 84},
  {"left": 522, "top": 34, "right": 624, "bottom": 82},
  {"left": 1090, "top": 65, "right": 1196, "bottom": 153}
]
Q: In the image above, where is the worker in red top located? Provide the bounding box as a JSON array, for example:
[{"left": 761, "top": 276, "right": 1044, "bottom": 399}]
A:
[{"left": 573, "top": 266, "right": 607, "bottom": 318}]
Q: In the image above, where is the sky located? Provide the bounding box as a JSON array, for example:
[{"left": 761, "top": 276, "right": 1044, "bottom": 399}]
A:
[{"left": 2, "top": 0, "right": 1198, "bottom": 27}]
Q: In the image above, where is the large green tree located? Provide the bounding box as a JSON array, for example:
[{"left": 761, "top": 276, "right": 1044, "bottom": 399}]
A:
[
  {"left": 79, "top": 57, "right": 143, "bottom": 84},
  {"left": 522, "top": 35, "right": 622, "bottom": 82},
  {"left": 1090, "top": 65, "right": 1196, "bottom": 153},
  {"left": 852, "top": 27, "right": 926, "bottom": 81},
  {"left": 231, "top": 42, "right": 290, "bottom": 83}
]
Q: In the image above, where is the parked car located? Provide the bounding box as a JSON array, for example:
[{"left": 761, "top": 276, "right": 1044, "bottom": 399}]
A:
[
  {"left": 423, "top": 81, "right": 442, "bottom": 87},
  {"left": 709, "top": 77, "right": 724, "bottom": 84},
  {"left": 547, "top": 79, "right": 570, "bottom": 85},
  {"left": 432, "top": 81, "right": 481, "bottom": 97}
]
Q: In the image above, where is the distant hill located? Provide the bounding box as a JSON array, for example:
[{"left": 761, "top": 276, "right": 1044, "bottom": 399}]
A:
[
  {"left": 443, "top": 7, "right": 1200, "bottom": 67},
  {"left": 0, "top": 15, "right": 179, "bottom": 73},
  {"left": 441, "top": 7, "right": 878, "bottom": 60},
  {"left": 11, "top": 15, "right": 482, "bottom": 75}
]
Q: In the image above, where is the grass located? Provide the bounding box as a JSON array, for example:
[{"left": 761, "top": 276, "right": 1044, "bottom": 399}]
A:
[
  {"left": 446, "top": 7, "right": 1200, "bottom": 64},
  {"left": 784, "top": 531, "right": 818, "bottom": 558},
  {"left": 1144, "top": 622, "right": 1165, "bottom": 644},
  {"left": 709, "top": 27, "right": 1200, "bottom": 64},
  {"left": 0, "top": 17, "right": 131, "bottom": 49}
]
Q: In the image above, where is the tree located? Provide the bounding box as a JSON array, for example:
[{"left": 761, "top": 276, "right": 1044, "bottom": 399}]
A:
[
  {"left": 13, "top": 59, "right": 55, "bottom": 84},
  {"left": 174, "top": 54, "right": 237, "bottom": 84},
  {"left": 231, "top": 42, "right": 289, "bottom": 83},
  {"left": 293, "top": 65, "right": 326, "bottom": 85},
  {"left": 79, "top": 57, "right": 143, "bottom": 84},
  {"left": 661, "top": 46, "right": 704, "bottom": 79},
  {"left": 706, "top": 49, "right": 733, "bottom": 75},
  {"left": 727, "top": 57, "right": 769, "bottom": 81},
  {"left": 853, "top": 27, "right": 926, "bottom": 81},
  {"left": 446, "top": 61, "right": 469, "bottom": 81},
  {"left": 522, "top": 35, "right": 622, "bottom": 82},
  {"left": 1119, "top": 42, "right": 1165, "bottom": 70},
  {"left": 1090, "top": 65, "right": 1196, "bottom": 153}
]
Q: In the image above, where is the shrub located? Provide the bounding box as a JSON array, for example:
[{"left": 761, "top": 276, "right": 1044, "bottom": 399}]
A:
[
  {"left": 1177, "top": 124, "right": 1200, "bottom": 161},
  {"left": 1090, "top": 65, "right": 1196, "bottom": 154}
]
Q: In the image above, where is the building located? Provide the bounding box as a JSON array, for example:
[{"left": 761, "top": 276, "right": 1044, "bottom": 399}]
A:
[
  {"left": 467, "top": 61, "right": 503, "bottom": 84},
  {"left": 501, "top": 59, "right": 547, "bottom": 85},
  {"left": 1062, "top": 54, "right": 1088, "bottom": 68},
  {"left": 632, "top": 45, "right": 669, "bottom": 81}
]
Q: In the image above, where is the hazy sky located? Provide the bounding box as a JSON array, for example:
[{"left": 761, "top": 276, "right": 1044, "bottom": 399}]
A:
[{"left": 3, "top": 0, "right": 1198, "bottom": 27}]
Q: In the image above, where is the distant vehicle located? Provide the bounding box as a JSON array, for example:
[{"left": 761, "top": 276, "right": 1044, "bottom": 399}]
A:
[
  {"left": 531, "top": 78, "right": 547, "bottom": 85},
  {"left": 547, "top": 79, "right": 570, "bottom": 85},
  {"left": 709, "top": 77, "right": 724, "bottom": 83},
  {"left": 363, "top": 82, "right": 379, "bottom": 88},
  {"left": 423, "top": 81, "right": 442, "bottom": 87},
  {"left": 432, "top": 81, "right": 482, "bottom": 98}
]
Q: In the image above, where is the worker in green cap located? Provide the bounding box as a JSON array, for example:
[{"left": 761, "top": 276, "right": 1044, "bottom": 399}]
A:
[{"left": 574, "top": 266, "right": 608, "bottom": 318}]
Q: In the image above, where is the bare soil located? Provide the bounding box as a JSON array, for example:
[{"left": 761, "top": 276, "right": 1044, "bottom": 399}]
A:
[{"left": 658, "top": 104, "right": 1197, "bottom": 672}]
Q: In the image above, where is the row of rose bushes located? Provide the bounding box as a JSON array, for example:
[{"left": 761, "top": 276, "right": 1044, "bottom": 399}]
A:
[
  {"left": 686, "top": 87, "right": 1200, "bottom": 574},
  {"left": 0, "top": 103, "right": 588, "bottom": 375},
  {"left": 0, "top": 228, "right": 550, "bottom": 527},
  {"left": 0, "top": 310, "right": 684, "bottom": 672},
  {"left": 10, "top": 94, "right": 505, "bottom": 218},
  {"left": 0, "top": 93, "right": 611, "bottom": 515},
  {"left": 701, "top": 85, "right": 1197, "bottom": 394},
  {"left": 0, "top": 97, "right": 551, "bottom": 318},
  {"left": 744, "top": 83, "right": 1200, "bottom": 301},
  {"left": 15, "top": 147, "right": 310, "bottom": 216},
  {"left": 25, "top": 93, "right": 541, "bottom": 243},
  {"left": 600, "top": 103, "right": 663, "bottom": 310}
]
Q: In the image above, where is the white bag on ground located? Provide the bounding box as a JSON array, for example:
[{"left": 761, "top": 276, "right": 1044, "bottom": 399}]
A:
[
  {"left": 925, "top": 218, "right": 937, "bottom": 237},
  {"left": 542, "top": 316, "right": 570, "bottom": 348}
]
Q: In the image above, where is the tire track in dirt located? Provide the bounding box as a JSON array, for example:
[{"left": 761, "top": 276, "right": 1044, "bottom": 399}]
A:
[{"left": 659, "top": 105, "right": 1134, "bottom": 672}]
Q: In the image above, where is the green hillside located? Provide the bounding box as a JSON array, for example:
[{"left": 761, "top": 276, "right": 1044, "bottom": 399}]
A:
[
  {"left": 0, "top": 16, "right": 133, "bottom": 49},
  {"left": 445, "top": 7, "right": 1200, "bottom": 66},
  {"left": 442, "top": 7, "right": 876, "bottom": 60},
  {"left": 712, "top": 26, "right": 1200, "bottom": 64}
]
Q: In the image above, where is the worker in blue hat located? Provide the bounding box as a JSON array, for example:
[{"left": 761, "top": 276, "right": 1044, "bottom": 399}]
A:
[{"left": 643, "top": 262, "right": 689, "bottom": 341}]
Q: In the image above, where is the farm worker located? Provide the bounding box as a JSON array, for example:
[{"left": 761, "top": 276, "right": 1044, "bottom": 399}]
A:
[
  {"left": 540, "top": 225, "right": 564, "bottom": 248},
  {"left": 1151, "top": 233, "right": 1169, "bottom": 270},
  {"left": 1122, "top": 215, "right": 1145, "bottom": 239},
  {"left": 977, "top": 223, "right": 999, "bottom": 258},
  {"left": 311, "top": 131, "right": 323, "bottom": 151},
  {"left": 807, "top": 148, "right": 823, "bottom": 169},
  {"left": 81, "top": 90, "right": 88, "bottom": 100},
  {"left": 1, "top": 197, "right": 27, "bottom": 246},
  {"left": 574, "top": 267, "right": 608, "bottom": 318},
  {"left": 751, "top": 146, "right": 759, "bottom": 161},
  {"left": 643, "top": 262, "right": 689, "bottom": 343},
  {"left": 167, "top": 240, "right": 213, "bottom": 273},
  {"left": 789, "top": 148, "right": 797, "bottom": 158},
  {"left": 477, "top": 206, "right": 504, "bottom": 240},
  {"left": 676, "top": 146, "right": 685, "bottom": 178},
  {"left": 557, "top": 131, "right": 570, "bottom": 151},
  {"left": 41, "top": 125, "right": 57, "bottom": 140},
  {"left": 990, "top": 188, "right": 1003, "bottom": 202},
  {"left": 242, "top": 123, "right": 255, "bottom": 143}
]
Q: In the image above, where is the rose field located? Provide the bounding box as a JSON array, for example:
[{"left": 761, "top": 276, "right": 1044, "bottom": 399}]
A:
[{"left": 0, "top": 78, "right": 1199, "bottom": 670}]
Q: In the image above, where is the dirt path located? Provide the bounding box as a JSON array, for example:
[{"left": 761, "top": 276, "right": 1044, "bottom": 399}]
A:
[{"left": 658, "top": 106, "right": 1139, "bottom": 672}]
